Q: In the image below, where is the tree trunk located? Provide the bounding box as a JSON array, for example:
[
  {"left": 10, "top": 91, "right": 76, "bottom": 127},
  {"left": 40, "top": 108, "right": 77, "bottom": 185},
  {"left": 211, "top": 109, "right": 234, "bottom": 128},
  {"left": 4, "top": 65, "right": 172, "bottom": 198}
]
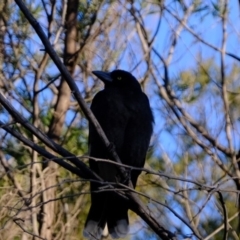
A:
[{"left": 39, "top": 0, "right": 79, "bottom": 238}]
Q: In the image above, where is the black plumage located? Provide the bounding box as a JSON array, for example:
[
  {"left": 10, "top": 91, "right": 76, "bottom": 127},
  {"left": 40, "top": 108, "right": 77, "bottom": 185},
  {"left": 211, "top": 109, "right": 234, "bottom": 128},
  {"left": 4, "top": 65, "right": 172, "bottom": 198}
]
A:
[{"left": 83, "top": 70, "right": 153, "bottom": 239}]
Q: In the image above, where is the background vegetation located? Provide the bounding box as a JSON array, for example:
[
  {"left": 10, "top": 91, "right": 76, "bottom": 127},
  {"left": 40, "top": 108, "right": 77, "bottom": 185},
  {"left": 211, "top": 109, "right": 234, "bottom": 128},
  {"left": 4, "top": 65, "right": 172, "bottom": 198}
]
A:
[{"left": 0, "top": 0, "right": 240, "bottom": 239}]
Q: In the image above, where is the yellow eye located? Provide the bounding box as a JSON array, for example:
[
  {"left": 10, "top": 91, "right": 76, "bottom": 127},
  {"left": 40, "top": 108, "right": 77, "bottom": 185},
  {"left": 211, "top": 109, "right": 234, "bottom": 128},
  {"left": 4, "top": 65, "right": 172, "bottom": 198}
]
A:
[{"left": 117, "top": 76, "right": 122, "bottom": 80}]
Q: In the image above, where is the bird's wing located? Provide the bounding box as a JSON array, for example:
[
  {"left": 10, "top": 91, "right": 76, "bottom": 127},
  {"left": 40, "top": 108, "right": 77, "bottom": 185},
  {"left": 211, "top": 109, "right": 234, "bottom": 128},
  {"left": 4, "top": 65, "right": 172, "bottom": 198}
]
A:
[
  {"left": 120, "top": 92, "right": 153, "bottom": 186},
  {"left": 89, "top": 89, "right": 130, "bottom": 181}
]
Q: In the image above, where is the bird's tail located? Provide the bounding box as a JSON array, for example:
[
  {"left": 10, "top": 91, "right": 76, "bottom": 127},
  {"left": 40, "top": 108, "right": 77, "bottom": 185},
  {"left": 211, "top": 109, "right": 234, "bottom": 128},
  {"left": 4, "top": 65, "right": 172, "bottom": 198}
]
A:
[
  {"left": 83, "top": 193, "right": 129, "bottom": 239},
  {"left": 107, "top": 194, "right": 129, "bottom": 238},
  {"left": 83, "top": 192, "right": 107, "bottom": 240},
  {"left": 83, "top": 219, "right": 104, "bottom": 240}
]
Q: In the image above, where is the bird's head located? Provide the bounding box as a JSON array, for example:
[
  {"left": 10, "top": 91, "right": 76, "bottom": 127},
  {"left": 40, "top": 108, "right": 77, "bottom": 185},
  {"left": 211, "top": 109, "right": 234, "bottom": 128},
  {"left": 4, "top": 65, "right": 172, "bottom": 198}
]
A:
[{"left": 92, "top": 69, "right": 141, "bottom": 91}]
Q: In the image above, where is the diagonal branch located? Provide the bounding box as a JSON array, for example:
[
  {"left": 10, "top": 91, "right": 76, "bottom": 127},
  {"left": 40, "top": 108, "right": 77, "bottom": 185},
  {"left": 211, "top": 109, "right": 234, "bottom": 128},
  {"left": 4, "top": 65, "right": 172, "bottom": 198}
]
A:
[
  {"left": 0, "top": 92, "right": 98, "bottom": 180},
  {"left": 0, "top": 120, "right": 89, "bottom": 178},
  {"left": 164, "top": 6, "right": 240, "bottom": 63},
  {"left": 152, "top": 47, "right": 232, "bottom": 158}
]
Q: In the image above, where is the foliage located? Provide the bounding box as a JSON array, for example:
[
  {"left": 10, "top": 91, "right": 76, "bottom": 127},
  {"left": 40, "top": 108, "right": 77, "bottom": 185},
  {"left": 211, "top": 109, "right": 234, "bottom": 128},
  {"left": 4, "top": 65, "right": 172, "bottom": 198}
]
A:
[{"left": 0, "top": 0, "right": 240, "bottom": 239}]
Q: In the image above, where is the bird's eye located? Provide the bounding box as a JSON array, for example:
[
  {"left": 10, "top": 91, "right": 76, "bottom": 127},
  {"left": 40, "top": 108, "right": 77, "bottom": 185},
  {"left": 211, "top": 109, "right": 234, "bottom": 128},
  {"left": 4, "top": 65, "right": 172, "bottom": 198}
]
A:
[{"left": 117, "top": 76, "right": 122, "bottom": 80}]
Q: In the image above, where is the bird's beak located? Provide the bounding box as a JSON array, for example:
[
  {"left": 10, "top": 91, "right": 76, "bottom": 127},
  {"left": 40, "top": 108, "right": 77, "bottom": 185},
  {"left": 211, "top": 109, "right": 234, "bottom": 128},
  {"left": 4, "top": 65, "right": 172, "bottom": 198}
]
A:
[{"left": 92, "top": 71, "right": 113, "bottom": 83}]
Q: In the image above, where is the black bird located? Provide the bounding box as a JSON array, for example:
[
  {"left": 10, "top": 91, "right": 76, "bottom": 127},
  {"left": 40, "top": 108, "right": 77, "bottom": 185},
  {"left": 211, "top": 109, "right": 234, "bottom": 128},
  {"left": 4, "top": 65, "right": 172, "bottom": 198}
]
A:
[{"left": 83, "top": 70, "right": 153, "bottom": 239}]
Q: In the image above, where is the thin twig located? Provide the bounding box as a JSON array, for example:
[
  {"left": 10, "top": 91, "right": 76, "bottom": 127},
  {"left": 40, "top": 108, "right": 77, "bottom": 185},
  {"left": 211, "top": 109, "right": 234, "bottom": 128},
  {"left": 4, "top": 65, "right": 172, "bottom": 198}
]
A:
[
  {"left": 217, "top": 192, "right": 228, "bottom": 240},
  {"left": 13, "top": 218, "right": 46, "bottom": 240}
]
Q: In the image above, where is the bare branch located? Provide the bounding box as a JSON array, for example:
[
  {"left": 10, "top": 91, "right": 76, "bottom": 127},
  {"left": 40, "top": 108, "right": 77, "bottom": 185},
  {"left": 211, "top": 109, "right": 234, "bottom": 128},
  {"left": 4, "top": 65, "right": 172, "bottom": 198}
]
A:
[{"left": 13, "top": 218, "right": 46, "bottom": 240}]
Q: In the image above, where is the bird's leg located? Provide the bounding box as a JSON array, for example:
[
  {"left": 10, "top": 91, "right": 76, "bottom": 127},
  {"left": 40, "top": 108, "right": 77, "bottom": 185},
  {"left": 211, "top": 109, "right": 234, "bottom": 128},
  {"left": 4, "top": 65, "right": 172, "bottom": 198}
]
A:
[
  {"left": 116, "top": 169, "right": 131, "bottom": 185},
  {"left": 122, "top": 170, "right": 131, "bottom": 185}
]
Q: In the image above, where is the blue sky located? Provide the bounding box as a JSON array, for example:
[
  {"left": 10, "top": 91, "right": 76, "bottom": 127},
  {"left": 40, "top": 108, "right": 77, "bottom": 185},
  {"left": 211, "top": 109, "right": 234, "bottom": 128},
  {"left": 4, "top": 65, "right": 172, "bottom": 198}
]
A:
[{"left": 4, "top": 1, "right": 240, "bottom": 239}]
